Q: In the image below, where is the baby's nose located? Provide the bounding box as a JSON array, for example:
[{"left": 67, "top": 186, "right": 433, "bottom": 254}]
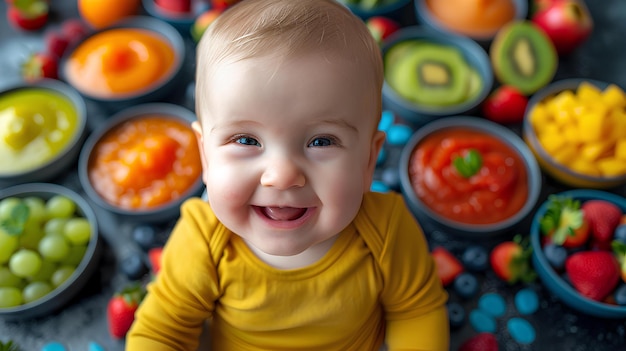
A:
[{"left": 260, "top": 157, "right": 306, "bottom": 189}]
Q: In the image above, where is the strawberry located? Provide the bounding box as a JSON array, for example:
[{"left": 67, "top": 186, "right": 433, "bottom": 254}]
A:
[
  {"left": 107, "top": 283, "right": 146, "bottom": 339},
  {"left": 154, "top": 0, "right": 191, "bottom": 13},
  {"left": 481, "top": 85, "right": 529, "bottom": 124},
  {"left": 44, "top": 30, "right": 70, "bottom": 58},
  {"left": 431, "top": 246, "right": 464, "bottom": 287},
  {"left": 458, "top": 332, "right": 498, "bottom": 351},
  {"left": 365, "top": 16, "right": 400, "bottom": 45},
  {"left": 539, "top": 195, "right": 590, "bottom": 248},
  {"left": 565, "top": 250, "right": 620, "bottom": 301},
  {"left": 489, "top": 235, "right": 536, "bottom": 284},
  {"left": 148, "top": 247, "right": 163, "bottom": 274},
  {"left": 211, "top": 0, "right": 241, "bottom": 10},
  {"left": 6, "top": 0, "right": 49, "bottom": 31},
  {"left": 60, "top": 18, "right": 91, "bottom": 47},
  {"left": 582, "top": 200, "right": 623, "bottom": 245},
  {"left": 21, "top": 52, "right": 58, "bottom": 81}
]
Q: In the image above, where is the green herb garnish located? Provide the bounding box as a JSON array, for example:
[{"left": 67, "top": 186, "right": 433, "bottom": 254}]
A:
[
  {"left": 0, "top": 202, "right": 30, "bottom": 236},
  {"left": 452, "top": 149, "right": 483, "bottom": 178},
  {"left": 539, "top": 195, "right": 583, "bottom": 245}
]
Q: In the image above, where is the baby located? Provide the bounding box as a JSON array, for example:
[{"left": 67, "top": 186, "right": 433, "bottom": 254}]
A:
[{"left": 126, "top": 0, "right": 449, "bottom": 350}]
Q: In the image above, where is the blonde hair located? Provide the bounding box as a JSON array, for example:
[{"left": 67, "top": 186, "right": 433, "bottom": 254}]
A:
[{"left": 195, "top": 0, "right": 383, "bottom": 124}]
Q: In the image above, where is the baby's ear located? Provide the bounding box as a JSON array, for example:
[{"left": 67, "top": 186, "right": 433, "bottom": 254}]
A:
[
  {"left": 364, "top": 130, "right": 386, "bottom": 192},
  {"left": 192, "top": 121, "right": 210, "bottom": 186}
]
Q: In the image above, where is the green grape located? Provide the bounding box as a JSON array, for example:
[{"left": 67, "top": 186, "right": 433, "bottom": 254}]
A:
[
  {"left": 0, "top": 197, "right": 21, "bottom": 221},
  {"left": 0, "top": 286, "right": 23, "bottom": 308},
  {"left": 51, "top": 265, "right": 75, "bottom": 288},
  {"left": 38, "top": 234, "right": 70, "bottom": 262},
  {"left": 44, "top": 218, "right": 68, "bottom": 236},
  {"left": 29, "top": 259, "right": 58, "bottom": 282},
  {"left": 62, "top": 245, "right": 87, "bottom": 267},
  {"left": 23, "top": 197, "right": 47, "bottom": 223},
  {"left": 9, "top": 249, "right": 42, "bottom": 278},
  {"left": 22, "top": 281, "right": 53, "bottom": 304},
  {"left": 0, "top": 266, "right": 22, "bottom": 288},
  {"left": 45, "top": 195, "right": 76, "bottom": 219},
  {"left": 64, "top": 217, "right": 92, "bottom": 246},
  {"left": 19, "top": 221, "right": 45, "bottom": 250},
  {"left": 0, "top": 229, "right": 19, "bottom": 264}
]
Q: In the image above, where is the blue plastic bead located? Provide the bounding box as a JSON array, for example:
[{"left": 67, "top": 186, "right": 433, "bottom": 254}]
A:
[
  {"left": 507, "top": 317, "right": 536, "bottom": 344},
  {"left": 41, "top": 342, "right": 66, "bottom": 351},
  {"left": 378, "top": 110, "right": 394, "bottom": 132},
  {"left": 88, "top": 342, "right": 106, "bottom": 351},
  {"left": 386, "top": 124, "right": 413, "bottom": 146},
  {"left": 370, "top": 180, "right": 389, "bottom": 193},
  {"left": 478, "top": 292, "right": 507, "bottom": 318},
  {"left": 469, "top": 309, "right": 497, "bottom": 333},
  {"left": 514, "top": 288, "right": 539, "bottom": 315}
]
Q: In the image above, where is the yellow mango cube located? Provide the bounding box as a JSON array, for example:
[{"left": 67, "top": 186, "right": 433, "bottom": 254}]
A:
[
  {"left": 568, "top": 159, "right": 602, "bottom": 177},
  {"left": 577, "top": 81, "right": 603, "bottom": 104},
  {"left": 562, "top": 125, "right": 580, "bottom": 143},
  {"left": 597, "top": 157, "right": 626, "bottom": 177},
  {"left": 602, "top": 84, "right": 626, "bottom": 110},
  {"left": 529, "top": 103, "right": 550, "bottom": 129},
  {"left": 577, "top": 110, "right": 606, "bottom": 142},
  {"left": 546, "top": 90, "right": 577, "bottom": 117},
  {"left": 581, "top": 141, "right": 613, "bottom": 161},
  {"left": 551, "top": 146, "right": 578, "bottom": 166},
  {"left": 539, "top": 132, "right": 566, "bottom": 154}
]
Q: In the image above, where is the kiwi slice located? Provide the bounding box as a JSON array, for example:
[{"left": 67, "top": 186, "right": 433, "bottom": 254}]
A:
[
  {"left": 387, "top": 41, "right": 473, "bottom": 106},
  {"left": 490, "top": 20, "right": 558, "bottom": 95}
]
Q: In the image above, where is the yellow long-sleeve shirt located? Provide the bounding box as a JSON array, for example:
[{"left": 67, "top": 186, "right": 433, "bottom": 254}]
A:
[{"left": 127, "top": 191, "right": 449, "bottom": 351}]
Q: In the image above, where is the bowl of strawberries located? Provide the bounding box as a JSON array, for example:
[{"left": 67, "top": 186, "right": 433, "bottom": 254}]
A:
[{"left": 530, "top": 189, "right": 626, "bottom": 318}]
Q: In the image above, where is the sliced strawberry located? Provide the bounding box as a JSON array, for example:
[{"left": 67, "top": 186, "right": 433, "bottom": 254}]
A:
[
  {"left": 565, "top": 250, "right": 620, "bottom": 301},
  {"left": 539, "top": 195, "right": 590, "bottom": 248},
  {"left": 489, "top": 235, "right": 536, "bottom": 284},
  {"left": 431, "top": 246, "right": 464, "bottom": 287},
  {"left": 582, "top": 200, "right": 623, "bottom": 245},
  {"left": 366, "top": 16, "right": 400, "bottom": 45},
  {"left": 458, "top": 332, "right": 499, "bottom": 351},
  {"left": 21, "top": 52, "right": 58, "bottom": 81},
  {"left": 7, "top": 4, "right": 48, "bottom": 31}
]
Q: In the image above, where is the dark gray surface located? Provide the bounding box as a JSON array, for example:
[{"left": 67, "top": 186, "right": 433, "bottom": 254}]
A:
[{"left": 1, "top": 1, "right": 626, "bottom": 351}]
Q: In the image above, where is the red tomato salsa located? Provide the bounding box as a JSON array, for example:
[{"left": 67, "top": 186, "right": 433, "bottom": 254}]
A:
[
  {"left": 88, "top": 115, "right": 201, "bottom": 210},
  {"left": 408, "top": 128, "right": 528, "bottom": 225}
]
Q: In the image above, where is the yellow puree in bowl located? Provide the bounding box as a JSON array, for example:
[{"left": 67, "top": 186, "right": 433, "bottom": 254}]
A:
[
  {"left": 0, "top": 89, "right": 79, "bottom": 174},
  {"left": 64, "top": 28, "right": 176, "bottom": 98}
]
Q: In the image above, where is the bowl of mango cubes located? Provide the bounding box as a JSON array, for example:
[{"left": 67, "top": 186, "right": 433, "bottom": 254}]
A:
[{"left": 523, "top": 78, "right": 626, "bottom": 189}]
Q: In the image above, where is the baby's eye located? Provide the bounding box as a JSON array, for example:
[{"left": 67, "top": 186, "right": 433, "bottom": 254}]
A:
[
  {"left": 234, "top": 135, "right": 261, "bottom": 146},
  {"left": 308, "top": 136, "right": 337, "bottom": 147}
]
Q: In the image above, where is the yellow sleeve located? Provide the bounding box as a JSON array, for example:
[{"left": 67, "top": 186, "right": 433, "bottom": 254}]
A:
[
  {"left": 360, "top": 193, "right": 449, "bottom": 351},
  {"left": 126, "top": 199, "right": 226, "bottom": 351}
]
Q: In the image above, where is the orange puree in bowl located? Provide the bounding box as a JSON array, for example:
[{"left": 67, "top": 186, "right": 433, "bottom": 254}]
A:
[
  {"left": 409, "top": 128, "right": 528, "bottom": 225},
  {"left": 88, "top": 116, "right": 201, "bottom": 210},
  {"left": 425, "top": 0, "right": 516, "bottom": 38},
  {"left": 65, "top": 28, "right": 176, "bottom": 98}
]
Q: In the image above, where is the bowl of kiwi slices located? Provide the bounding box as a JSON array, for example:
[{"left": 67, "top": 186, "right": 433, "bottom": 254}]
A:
[{"left": 381, "top": 26, "right": 493, "bottom": 128}]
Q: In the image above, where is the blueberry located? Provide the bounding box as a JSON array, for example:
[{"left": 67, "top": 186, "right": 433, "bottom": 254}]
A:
[
  {"left": 446, "top": 301, "right": 466, "bottom": 329},
  {"left": 453, "top": 272, "right": 480, "bottom": 299},
  {"left": 543, "top": 243, "right": 567, "bottom": 271},
  {"left": 614, "top": 224, "right": 626, "bottom": 244},
  {"left": 461, "top": 245, "right": 489, "bottom": 272},
  {"left": 614, "top": 284, "right": 626, "bottom": 305},
  {"left": 120, "top": 254, "right": 149, "bottom": 280},
  {"left": 132, "top": 224, "right": 158, "bottom": 250}
]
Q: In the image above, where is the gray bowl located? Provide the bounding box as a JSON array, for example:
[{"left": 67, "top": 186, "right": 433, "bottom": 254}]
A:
[
  {"left": 399, "top": 116, "right": 542, "bottom": 237},
  {"left": 0, "top": 183, "right": 102, "bottom": 321},
  {"left": 78, "top": 103, "right": 204, "bottom": 223},
  {"left": 414, "top": 0, "right": 528, "bottom": 47},
  {"left": 142, "top": 0, "right": 210, "bottom": 37},
  {"left": 0, "top": 79, "right": 87, "bottom": 187},
  {"left": 59, "top": 16, "right": 186, "bottom": 113},
  {"left": 341, "top": 0, "right": 412, "bottom": 20},
  {"left": 381, "top": 26, "right": 493, "bottom": 128}
]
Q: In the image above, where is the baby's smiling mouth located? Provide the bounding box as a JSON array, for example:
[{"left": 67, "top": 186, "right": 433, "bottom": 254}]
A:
[{"left": 257, "top": 206, "right": 308, "bottom": 221}]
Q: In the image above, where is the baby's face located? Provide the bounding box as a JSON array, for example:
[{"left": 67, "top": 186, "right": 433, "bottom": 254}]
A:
[{"left": 193, "top": 53, "right": 384, "bottom": 257}]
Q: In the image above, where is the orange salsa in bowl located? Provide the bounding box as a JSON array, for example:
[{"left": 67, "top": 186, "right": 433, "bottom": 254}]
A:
[
  {"left": 399, "top": 117, "right": 541, "bottom": 237},
  {"left": 79, "top": 103, "right": 202, "bottom": 222}
]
